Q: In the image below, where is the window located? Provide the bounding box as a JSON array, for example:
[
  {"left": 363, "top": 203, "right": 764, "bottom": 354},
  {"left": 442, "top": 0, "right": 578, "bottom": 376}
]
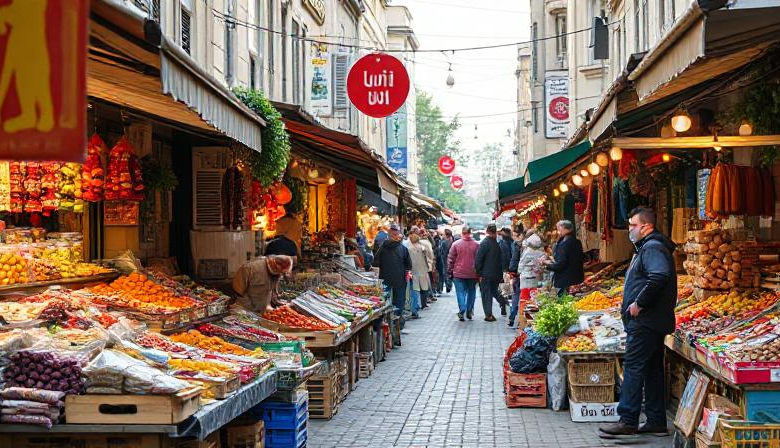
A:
[
  {"left": 225, "top": 0, "right": 236, "bottom": 84},
  {"left": 555, "top": 13, "right": 567, "bottom": 67},
  {"left": 281, "top": 6, "right": 288, "bottom": 102},
  {"left": 661, "top": 0, "right": 675, "bottom": 32},
  {"left": 633, "top": 0, "right": 640, "bottom": 52},
  {"left": 180, "top": 4, "right": 191, "bottom": 55},
  {"left": 588, "top": 0, "right": 607, "bottom": 64},
  {"left": 531, "top": 22, "right": 538, "bottom": 82},
  {"left": 151, "top": 0, "right": 160, "bottom": 22},
  {"left": 641, "top": 0, "right": 649, "bottom": 50},
  {"left": 250, "top": 56, "right": 257, "bottom": 90},
  {"left": 292, "top": 20, "right": 301, "bottom": 104},
  {"left": 333, "top": 53, "right": 349, "bottom": 110},
  {"left": 256, "top": 0, "right": 264, "bottom": 89}
]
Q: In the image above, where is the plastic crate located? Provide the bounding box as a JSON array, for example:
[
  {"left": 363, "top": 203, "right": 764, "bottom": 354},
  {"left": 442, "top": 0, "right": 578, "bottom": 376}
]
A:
[
  {"left": 719, "top": 420, "right": 780, "bottom": 447},
  {"left": 266, "top": 425, "right": 307, "bottom": 448},
  {"left": 744, "top": 390, "right": 780, "bottom": 423},
  {"left": 257, "top": 393, "right": 309, "bottom": 431}
]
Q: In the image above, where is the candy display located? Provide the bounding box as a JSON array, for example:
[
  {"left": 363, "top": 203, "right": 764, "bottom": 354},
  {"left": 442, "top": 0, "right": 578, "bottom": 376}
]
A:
[
  {"left": 170, "top": 330, "right": 262, "bottom": 357},
  {"left": 263, "top": 305, "right": 337, "bottom": 331}
]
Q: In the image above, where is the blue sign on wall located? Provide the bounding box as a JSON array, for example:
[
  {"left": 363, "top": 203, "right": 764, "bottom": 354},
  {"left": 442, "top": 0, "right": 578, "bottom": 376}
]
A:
[{"left": 386, "top": 104, "right": 408, "bottom": 177}]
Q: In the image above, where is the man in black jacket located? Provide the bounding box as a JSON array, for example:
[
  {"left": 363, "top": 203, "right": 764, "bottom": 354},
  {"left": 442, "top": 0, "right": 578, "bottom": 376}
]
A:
[
  {"left": 372, "top": 224, "right": 412, "bottom": 329},
  {"left": 499, "top": 227, "right": 513, "bottom": 273},
  {"left": 439, "top": 229, "right": 454, "bottom": 293},
  {"left": 544, "top": 220, "right": 584, "bottom": 296},
  {"left": 474, "top": 224, "right": 506, "bottom": 321},
  {"left": 600, "top": 208, "right": 676, "bottom": 438}
]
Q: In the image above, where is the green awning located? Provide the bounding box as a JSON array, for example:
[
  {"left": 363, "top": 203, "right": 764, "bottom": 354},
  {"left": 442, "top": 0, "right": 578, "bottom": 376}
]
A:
[
  {"left": 498, "top": 177, "right": 526, "bottom": 201},
  {"left": 527, "top": 140, "right": 592, "bottom": 184}
]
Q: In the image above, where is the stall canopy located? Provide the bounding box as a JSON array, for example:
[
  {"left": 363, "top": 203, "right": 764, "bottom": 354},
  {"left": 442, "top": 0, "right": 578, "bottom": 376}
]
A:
[
  {"left": 274, "top": 103, "right": 403, "bottom": 205},
  {"left": 526, "top": 140, "right": 592, "bottom": 184},
  {"left": 628, "top": 0, "right": 780, "bottom": 106},
  {"left": 90, "top": 0, "right": 265, "bottom": 151}
]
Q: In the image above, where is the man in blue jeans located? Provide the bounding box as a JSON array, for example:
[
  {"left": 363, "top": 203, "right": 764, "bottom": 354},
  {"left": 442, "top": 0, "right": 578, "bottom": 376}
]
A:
[
  {"left": 600, "top": 208, "right": 676, "bottom": 438},
  {"left": 446, "top": 226, "right": 479, "bottom": 321},
  {"left": 372, "top": 224, "right": 412, "bottom": 329}
]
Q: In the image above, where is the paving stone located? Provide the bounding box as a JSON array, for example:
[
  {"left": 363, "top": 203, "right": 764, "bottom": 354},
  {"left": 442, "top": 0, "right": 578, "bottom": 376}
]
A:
[{"left": 307, "top": 290, "right": 669, "bottom": 448}]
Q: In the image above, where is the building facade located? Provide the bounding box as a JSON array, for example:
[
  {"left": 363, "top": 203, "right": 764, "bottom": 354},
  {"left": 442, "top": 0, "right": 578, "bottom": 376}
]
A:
[{"left": 126, "top": 0, "right": 417, "bottom": 181}]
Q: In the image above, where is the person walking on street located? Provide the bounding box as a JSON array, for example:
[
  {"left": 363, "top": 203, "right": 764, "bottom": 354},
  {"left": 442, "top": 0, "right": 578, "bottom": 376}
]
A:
[
  {"left": 474, "top": 224, "right": 506, "bottom": 321},
  {"left": 404, "top": 232, "right": 433, "bottom": 318},
  {"left": 447, "top": 226, "right": 479, "bottom": 321},
  {"left": 508, "top": 234, "right": 547, "bottom": 327},
  {"left": 439, "top": 229, "right": 455, "bottom": 293},
  {"left": 600, "top": 208, "right": 676, "bottom": 438},
  {"left": 499, "top": 227, "right": 513, "bottom": 273},
  {"left": 419, "top": 228, "right": 437, "bottom": 302},
  {"left": 432, "top": 231, "right": 444, "bottom": 296},
  {"left": 544, "top": 220, "right": 585, "bottom": 296},
  {"left": 372, "top": 225, "right": 412, "bottom": 329}
]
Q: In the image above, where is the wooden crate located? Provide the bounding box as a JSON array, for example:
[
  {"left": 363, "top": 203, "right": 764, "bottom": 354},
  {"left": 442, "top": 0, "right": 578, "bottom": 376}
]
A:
[
  {"left": 0, "top": 433, "right": 168, "bottom": 448},
  {"left": 308, "top": 369, "right": 339, "bottom": 420},
  {"left": 505, "top": 372, "right": 547, "bottom": 409},
  {"left": 225, "top": 419, "right": 265, "bottom": 448},
  {"left": 64, "top": 387, "right": 201, "bottom": 425},
  {"left": 189, "top": 374, "right": 240, "bottom": 400},
  {"left": 358, "top": 352, "right": 374, "bottom": 379}
]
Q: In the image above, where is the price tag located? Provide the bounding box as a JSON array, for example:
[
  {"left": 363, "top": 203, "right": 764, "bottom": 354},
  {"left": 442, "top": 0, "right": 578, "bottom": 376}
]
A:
[{"left": 770, "top": 369, "right": 780, "bottom": 382}]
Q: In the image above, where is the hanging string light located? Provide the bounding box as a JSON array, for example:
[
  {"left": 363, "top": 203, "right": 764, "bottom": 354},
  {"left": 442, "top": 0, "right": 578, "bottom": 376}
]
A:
[
  {"left": 580, "top": 169, "right": 589, "bottom": 177},
  {"left": 572, "top": 174, "right": 583, "bottom": 186},
  {"left": 596, "top": 152, "right": 609, "bottom": 167},
  {"left": 559, "top": 182, "right": 569, "bottom": 193},
  {"left": 587, "top": 162, "right": 600, "bottom": 176},
  {"left": 553, "top": 188, "right": 560, "bottom": 197},
  {"left": 662, "top": 153, "right": 671, "bottom": 162},
  {"left": 738, "top": 120, "right": 753, "bottom": 136},
  {"left": 609, "top": 147, "right": 623, "bottom": 161}
]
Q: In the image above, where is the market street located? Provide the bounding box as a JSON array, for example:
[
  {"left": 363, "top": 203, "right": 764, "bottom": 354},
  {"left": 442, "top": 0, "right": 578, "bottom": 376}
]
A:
[{"left": 309, "top": 291, "right": 668, "bottom": 448}]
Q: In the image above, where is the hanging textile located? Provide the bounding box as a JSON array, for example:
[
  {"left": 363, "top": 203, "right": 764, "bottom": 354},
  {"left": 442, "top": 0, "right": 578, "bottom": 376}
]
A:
[{"left": 613, "top": 178, "right": 630, "bottom": 227}]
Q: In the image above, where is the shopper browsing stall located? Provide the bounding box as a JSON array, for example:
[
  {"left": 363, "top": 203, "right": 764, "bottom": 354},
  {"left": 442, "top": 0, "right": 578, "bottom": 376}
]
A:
[
  {"left": 405, "top": 232, "right": 433, "bottom": 319},
  {"left": 600, "top": 207, "right": 676, "bottom": 438},
  {"left": 439, "top": 229, "right": 455, "bottom": 293},
  {"left": 508, "top": 233, "right": 547, "bottom": 328},
  {"left": 372, "top": 225, "right": 412, "bottom": 328},
  {"left": 447, "top": 226, "right": 479, "bottom": 321},
  {"left": 544, "top": 220, "right": 585, "bottom": 296},
  {"left": 232, "top": 255, "right": 293, "bottom": 312}
]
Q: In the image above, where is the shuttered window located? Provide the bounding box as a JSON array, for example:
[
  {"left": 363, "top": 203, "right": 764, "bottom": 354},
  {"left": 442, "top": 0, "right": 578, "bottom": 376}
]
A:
[
  {"left": 333, "top": 53, "right": 349, "bottom": 110},
  {"left": 181, "top": 7, "right": 191, "bottom": 55}
]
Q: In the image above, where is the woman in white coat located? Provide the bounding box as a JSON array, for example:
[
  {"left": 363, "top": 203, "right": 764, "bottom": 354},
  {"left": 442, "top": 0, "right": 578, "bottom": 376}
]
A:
[{"left": 405, "top": 232, "right": 432, "bottom": 319}]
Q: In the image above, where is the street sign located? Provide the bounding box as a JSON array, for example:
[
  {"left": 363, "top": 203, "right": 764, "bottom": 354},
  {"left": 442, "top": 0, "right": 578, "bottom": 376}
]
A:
[
  {"left": 450, "top": 175, "right": 464, "bottom": 190},
  {"left": 347, "top": 53, "right": 409, "bottom": 118},
  {"left": 438, "top": 156, "right": 455, "bottom": 176},
  {"left": 0, "top": 0, "right": 89, "bottom": 162}
]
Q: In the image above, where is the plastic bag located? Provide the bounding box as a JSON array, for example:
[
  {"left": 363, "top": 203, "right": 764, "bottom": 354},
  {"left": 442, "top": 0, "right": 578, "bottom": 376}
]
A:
[
  {"left": 547, "top": 352, "right": 568, "bottom": 410},
  {"left": 508, "top": 328, "right": 556, "bottom": 374},
  {"left": 85, "top": 349, "right": 190, "bottom": 395},
  {"left": 1, "top": 388, "right": 64, "bottom": 404},
  {"left": 1, "top": 414, "right": 54, "bottom": 427}
]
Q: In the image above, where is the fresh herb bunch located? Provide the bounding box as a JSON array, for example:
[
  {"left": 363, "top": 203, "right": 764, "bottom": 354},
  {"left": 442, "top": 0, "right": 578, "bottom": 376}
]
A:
[
  {"left": 534, "top": 300, "right": 578, "bottom": 337},
  {"left": 233, "top": 87, "right": 291, "bottom": 187}
]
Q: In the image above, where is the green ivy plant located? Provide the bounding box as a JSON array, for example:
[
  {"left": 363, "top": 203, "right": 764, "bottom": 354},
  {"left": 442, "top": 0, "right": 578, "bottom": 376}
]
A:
[
  {"left": 233, "top": 87, "right": 291, "bottom": 187},
  {"left": 719, "top": 49, "right": 780, "bottom": 167},
  {"left": 140, "top": 155, "right": 178, "bottom": 192}
]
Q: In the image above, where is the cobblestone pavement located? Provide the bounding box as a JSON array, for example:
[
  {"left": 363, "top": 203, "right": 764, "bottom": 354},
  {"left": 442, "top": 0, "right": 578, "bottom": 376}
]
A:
[{"left": 308, "top": 290, "right": 670, "bottom": 448}]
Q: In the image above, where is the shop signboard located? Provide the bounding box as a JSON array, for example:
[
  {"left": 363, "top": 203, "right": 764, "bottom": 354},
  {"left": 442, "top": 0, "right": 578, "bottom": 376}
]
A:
[
  {"left": 544, "top": 72, "right": 569, "bottom": 139},
  {"left": 386, "top": 104, "right": 407, "bottom": 176},
  {"left": 347, "top": 53, "right": 410, "bottom": 118},
  {"left": 0, "top": 0, "right": 88, "bottom": 162},
  {"left": 438, "top": 156, "right": 455, "bottom": 176},
  {"left": 309, "top": 42, "right": 331, "bottom": 116},
  {"left": 450, "top": 175, "right": 464, "bottom": 191}
]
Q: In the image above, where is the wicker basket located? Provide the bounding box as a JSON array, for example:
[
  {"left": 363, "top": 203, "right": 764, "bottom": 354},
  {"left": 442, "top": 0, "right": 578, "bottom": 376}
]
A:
[
  {"left": 568, "top": 359, "right": 615, "bottom": 386},
  {"left": 569, "top": 383, "right": 614, "bottom": 403}
]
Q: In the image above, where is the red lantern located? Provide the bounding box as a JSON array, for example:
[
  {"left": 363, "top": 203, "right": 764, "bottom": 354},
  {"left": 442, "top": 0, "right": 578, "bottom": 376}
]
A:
[
  {"left": 438, "top": 156, "right": 455, "bottom": 176},
  {"left": 273, "top": 183, "right": 292, "bottom": 205},
  {"left": 346, "top": 53, "right": 410, "bottom": 118},
  {"left": 450, "top": 175, "right": 464, "bottom": 190}
]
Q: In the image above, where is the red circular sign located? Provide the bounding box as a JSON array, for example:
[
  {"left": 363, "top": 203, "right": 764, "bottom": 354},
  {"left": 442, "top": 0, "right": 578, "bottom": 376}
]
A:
[
  {"left": 548, "top": 97, "right": 569, "bottom": 120},
  {"left": 347, "top": 53, "right": 410, "bottom": 118},
  {"left": 450, "top": 175, "right": 464, "bottom": 190},
  {"left": 438, "top": 156, "right": 455, "bottom": 176}
]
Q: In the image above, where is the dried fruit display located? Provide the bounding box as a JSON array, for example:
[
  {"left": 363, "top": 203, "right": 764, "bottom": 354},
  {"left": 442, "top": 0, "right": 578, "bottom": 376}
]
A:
[
  {"left": 136, "top": 332, "right": 187, "bottom": 353},
  {"left": 167, "top": 358, "right": 236, "bottom": 378},
  {"left": 0, "top": 252, "right": 30, "bottom": 286},
  {"left": 8, "top": 162, "right": 23, "bottom": 213},
  {"left": 557, "top": 333, "right": 597, "bottom": 352},
  {"left": 58, "top": 163, "right": 84, "bottom": 212},
  {"left": 82, "top": 134, "right": 106, "bottom": 202},
  {"left": 3, "top": 350, "right": 83, "bottom": 394},
  {"left": 90, "top": 272, "right": 199, "bottom": 313},
  {"left": 170, "top": 330, "right": 260, "bottom": 357},
  {"left": 23, "top": 162, "right": 42, "bottom": 213},
  {"left": 263, "top": 305, "right": 336, "bottom": 331}
]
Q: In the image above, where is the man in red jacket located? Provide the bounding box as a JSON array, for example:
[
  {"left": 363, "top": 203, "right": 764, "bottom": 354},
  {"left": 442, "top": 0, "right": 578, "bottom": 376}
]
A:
[{"left": 447, "top": 227, "right": 480, "bottom": 321}]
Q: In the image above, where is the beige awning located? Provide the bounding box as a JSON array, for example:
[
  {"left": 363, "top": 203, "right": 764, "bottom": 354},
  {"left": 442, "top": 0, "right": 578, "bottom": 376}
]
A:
[{"left": 630, "top": 1, "right": 780, "bottom": 106}]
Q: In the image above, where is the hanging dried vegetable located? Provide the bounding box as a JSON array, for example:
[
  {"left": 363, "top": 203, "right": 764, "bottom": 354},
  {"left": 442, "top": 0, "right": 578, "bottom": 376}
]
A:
[
  {"left": 23, "top": 163, "right": 43, "bottom": 213},
  {"left": 9, "top": 162, "right": 23, "bottom": 213},
  {"left": 82, "top": 134, "right": 106, "bottom": 202},
  {"left": 705, "top": 163, "right": 775, "bottom": 218},
  {"left": 40, "top": 162, "right": 61, "bottom": 216},
  {"left": 0, "top": 161, "right": 10, "bottom": 212},
  {"left": 221, "top": 165, "right": 244, "bottom": 229},
  {"left": 58, "top": 163, "right": 84, "bottom": 213},
  {"left": 105, "top": 137, "right": 144, "bottom": 201}
]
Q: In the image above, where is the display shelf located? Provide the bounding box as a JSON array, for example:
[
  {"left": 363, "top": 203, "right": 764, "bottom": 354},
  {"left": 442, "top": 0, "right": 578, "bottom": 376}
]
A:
[{"left": 0, "top": 272, "right": 119, "bottom": 296}]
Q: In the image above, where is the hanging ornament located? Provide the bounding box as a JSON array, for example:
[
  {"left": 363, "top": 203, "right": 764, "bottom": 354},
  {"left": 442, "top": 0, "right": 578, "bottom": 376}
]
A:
[
  {"left": 273, "top": 182, "right": 292, "bottom": 205},
  {"left": 587, "top": 162, "right": 601, "bottom": 176},
  {"left": 596, "top": 152, "right": 609, "bottom": 167},
  {"left": 572, "top": 174, "right": 583, "bottom": 186},
  {"left": 609, "top": 147, "right": 623, "bottom": 161}
]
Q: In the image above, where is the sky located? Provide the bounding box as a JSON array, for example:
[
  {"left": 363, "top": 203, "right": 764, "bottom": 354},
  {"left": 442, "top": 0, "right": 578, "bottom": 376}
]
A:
[{"left": 393, "top": 0, "right": 531, "bottom": 198}]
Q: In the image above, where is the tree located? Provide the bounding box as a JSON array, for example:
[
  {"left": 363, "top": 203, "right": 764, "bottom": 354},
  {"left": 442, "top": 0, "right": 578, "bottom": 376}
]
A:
[
  {"left": 415, "top": 91, "right": 478, "bottom": 212},
  {"left": 473, "top": 142, "right": 507, "bottom": 207}
]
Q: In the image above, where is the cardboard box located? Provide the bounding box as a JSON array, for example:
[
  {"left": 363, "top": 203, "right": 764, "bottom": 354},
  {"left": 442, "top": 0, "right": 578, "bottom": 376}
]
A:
[
  {"left": 568, "top": 400, "right": 621, "bottom": 423},
  {"left": 225, "top": 420, "right": 264, "bottom": 448}
]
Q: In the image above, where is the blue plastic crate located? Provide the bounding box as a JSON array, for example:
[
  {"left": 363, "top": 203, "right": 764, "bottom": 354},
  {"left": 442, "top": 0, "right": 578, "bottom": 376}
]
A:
[
  {"left": 262, "top": 402, "right": 308, "bottom": 430},
  {"left": 266, "top": 425, "right": 307, "bottom": 448},
  {"left": 245, "top": 391, "right": 308, "bottom": 420},
  {"left": 745, "top": 390, "right": 780, "bottom": 423}
]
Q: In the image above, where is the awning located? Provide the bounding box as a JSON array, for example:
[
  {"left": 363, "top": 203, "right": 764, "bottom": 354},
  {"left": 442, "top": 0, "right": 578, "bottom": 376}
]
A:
[
  {"left": 90, "top": 1, "right": 264, "bottom": 151},
  {"left": 629, "top": 0, "right": 780, "bottom": 105},
  {"left": 526, "top": 140, "right": 592, "bottom": 184}
]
